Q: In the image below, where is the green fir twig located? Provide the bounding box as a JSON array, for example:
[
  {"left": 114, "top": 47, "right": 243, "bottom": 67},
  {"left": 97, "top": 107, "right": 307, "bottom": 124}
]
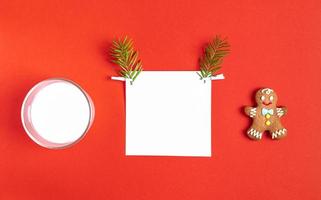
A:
[
  {"left": 110, "top": 36, "right": 143, "bottom": 84},
  {"left": 198, "top": 35, "right": 230, "bottom": 82}
]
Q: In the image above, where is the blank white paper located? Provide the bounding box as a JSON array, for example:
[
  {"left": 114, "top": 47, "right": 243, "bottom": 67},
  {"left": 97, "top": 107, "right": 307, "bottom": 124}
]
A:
[{"left": 126, "top": 71, "right": 211, "bottom": 157}]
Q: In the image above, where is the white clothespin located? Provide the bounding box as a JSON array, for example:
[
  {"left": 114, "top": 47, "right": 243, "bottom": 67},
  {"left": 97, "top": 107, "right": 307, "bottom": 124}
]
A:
[
  {"left": 201, "top": 73, "right": 225, "bottom": 83},
  {"left": 210, "top": 73, "right": 225, "bottom": 80},
  {"left": 111, "top": 76, "right": 126, "bottom": 81}
]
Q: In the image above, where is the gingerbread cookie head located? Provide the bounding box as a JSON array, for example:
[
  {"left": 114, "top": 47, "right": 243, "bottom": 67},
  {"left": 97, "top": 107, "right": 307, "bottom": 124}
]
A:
[
  {"left": 244, "top": 88, "right": 287, "bottom": 140},
  {"left": 255, "top": 88, "right": 278, "bottom": 108}
]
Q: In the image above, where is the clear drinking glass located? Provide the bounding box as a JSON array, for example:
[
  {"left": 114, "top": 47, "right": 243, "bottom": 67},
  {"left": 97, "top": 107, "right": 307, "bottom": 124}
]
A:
[{"left": 21, "top": 78, "right": 95, "bottom": 149}]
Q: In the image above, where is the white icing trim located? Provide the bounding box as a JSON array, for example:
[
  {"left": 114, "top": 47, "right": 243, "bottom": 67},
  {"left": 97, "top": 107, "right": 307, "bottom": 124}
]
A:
[
  {"left": 248, "top": 128, "right": 262, "bottom": 139},
  {"left": 276, "top": 108, "right": 285, "bottom": 117},
  {"left": 272, "top": 128, "right": 287, "bottom": 139},
  {"left": 261, "top": 88, "right": 273, "bottom": 95},
  {"left": 250, "top": 108, "right": 257, "bottom": 118}
]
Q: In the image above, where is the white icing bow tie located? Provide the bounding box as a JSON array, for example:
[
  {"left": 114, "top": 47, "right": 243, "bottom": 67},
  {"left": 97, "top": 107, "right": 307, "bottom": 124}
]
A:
[{"left": 262, "top": 108, "right": 274, "bottom": 116}]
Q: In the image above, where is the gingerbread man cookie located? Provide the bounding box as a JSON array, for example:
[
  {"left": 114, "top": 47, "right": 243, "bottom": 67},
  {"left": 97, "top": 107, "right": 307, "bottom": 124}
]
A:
[{"left": 244, "top": 88, "right": 287, "bottom": 140}]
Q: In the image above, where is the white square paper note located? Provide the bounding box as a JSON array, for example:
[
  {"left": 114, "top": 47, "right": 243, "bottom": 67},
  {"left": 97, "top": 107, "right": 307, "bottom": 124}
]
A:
[{"left": 126, "top": 71, "right": 211, "bottom": 157}]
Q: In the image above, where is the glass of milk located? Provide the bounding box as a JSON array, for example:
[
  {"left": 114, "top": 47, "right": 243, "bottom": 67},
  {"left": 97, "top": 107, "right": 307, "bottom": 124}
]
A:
[{"left": 21, "top": 78, "right": 95, "bottom": 149}]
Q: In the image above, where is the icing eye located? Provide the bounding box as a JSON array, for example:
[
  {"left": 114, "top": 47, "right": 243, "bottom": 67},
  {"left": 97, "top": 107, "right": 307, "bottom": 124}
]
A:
[
  {"left": 260, "top": 96, "right": 265, "bottom": 101},
  {"left": 269, "top": 96, "right": 274, "bottom": 101}
]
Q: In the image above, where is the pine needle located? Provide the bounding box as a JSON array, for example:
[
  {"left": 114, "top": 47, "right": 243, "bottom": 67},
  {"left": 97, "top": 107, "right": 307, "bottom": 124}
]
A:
[
  {"left": 110, "top": 36, "right": 143, "bottom": 84},
  {"left": 198, "top": 35, "right": 230, "bottom": 80}
]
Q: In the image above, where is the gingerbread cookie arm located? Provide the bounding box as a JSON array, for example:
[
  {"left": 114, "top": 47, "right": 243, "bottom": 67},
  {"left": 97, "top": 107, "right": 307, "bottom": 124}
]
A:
[
  {"left": 276, "top": 107, "right": 287, "bottom": 118},
  {"left": 244, "top": 106, "right": 257, "bottom": 118}
]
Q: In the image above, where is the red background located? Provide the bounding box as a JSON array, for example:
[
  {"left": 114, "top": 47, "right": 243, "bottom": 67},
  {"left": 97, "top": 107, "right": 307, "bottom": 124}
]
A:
[{"left": 0, "top": 0, "right": 320, "bottom": 199}]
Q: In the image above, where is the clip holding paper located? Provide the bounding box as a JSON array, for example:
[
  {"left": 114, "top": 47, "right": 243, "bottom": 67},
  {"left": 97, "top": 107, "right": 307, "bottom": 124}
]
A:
[
  {"left": 200, "top": 73, "right": 225, "bottom": 83},
  {"left": 111, "top": 76, "right": 136, "bottom": 85},
  {"left": 111, "top": 76, "right": 126, "bottom": 82},
  {"left": 210, "top": 73, "right": 225, "bottom": 80}
]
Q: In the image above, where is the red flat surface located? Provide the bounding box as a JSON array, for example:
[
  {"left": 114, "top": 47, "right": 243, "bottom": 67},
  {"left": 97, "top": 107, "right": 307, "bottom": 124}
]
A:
[{"left": 0, "top": 0, "right": 320, "bottom": 199}]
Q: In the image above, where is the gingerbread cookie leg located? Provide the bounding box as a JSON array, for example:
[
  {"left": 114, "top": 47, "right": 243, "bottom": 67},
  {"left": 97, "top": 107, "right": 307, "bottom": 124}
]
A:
[
  {"left": 247, "top": 126, "right": 263, "bottom": 140},
  {"left": 271, "top": 127, "right": 288, "bottom": 139},
  {"left": 270, "top": 121, "right": 287, "bottom": 140}
]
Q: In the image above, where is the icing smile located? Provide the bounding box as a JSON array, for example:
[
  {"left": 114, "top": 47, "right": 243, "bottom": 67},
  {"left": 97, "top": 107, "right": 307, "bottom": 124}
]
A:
[{"left": 263, "top": 102, "right": 272, "bottom": 106}]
